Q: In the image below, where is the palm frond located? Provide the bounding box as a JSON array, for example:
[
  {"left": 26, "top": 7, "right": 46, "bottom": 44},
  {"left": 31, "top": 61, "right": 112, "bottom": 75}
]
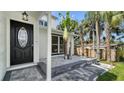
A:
[{"left": 111, "top": 13, "right": 123, "bottom": 27}]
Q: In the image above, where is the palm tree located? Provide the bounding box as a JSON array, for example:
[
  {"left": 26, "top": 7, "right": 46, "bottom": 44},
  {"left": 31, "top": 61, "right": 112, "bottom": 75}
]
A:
[
  {"left": 59, "top": 12, "right": 70, "bottom": 59},
  {"left": 79, "top": 19, "right": 96, "bottom": 57},
  {"left": 59, "top": 12, "right": 78, "bottom": 59},
  {"left": 78, "top": 22, "right": 85, "bottom": 56},
  {"left": 100, "top": 11, "right": 124, "bottom": 62},
  {"left": 85, "top": 11, "right": 101, "bottom": 62},
  {"left": 78, "top": 20, "right": 87, "bottom": 56}
]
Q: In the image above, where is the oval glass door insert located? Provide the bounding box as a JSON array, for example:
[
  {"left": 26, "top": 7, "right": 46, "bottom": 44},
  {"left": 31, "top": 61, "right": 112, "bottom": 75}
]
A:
[{"left": 18, "top": 27, "right": 28, "bottom": 48}]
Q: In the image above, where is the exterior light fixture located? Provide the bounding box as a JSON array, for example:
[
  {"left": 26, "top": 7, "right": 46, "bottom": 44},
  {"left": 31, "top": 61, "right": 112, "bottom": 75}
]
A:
[{"left": 22, "top": 11, "right": 28, "bottom": 21}]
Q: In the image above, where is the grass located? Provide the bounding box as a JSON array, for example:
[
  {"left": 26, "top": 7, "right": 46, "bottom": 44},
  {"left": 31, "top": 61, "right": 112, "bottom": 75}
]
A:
[
  {"left": 100, "top": 61, "right": 116, "bottom": 66},
  {"left": 97, "top": 62, "right": 124, "bottom": 81}
]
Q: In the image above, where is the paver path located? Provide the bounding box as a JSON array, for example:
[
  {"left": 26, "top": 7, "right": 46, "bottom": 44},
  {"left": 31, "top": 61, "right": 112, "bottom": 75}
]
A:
[
  {"left": 3, "top": 66, "right": 45, "bottom": 81},
  {"left": 52, "top": 64, "right": 106, "bottom": 81}
]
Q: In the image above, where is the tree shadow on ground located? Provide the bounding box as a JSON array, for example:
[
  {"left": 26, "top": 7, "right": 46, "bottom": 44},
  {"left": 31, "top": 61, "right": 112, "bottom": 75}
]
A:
[{"left": 97, "top": 72, "right": 117, "bottom": 81}]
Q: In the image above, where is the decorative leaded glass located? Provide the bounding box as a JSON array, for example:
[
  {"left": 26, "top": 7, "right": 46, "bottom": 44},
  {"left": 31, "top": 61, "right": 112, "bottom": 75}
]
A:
[{"left": 18, "top": 27, "right": 28, "bottom": 48}]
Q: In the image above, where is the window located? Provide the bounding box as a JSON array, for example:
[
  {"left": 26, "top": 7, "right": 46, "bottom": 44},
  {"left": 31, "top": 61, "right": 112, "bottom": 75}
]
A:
[
  {"left": 52, "top": 35, "right": 64, "bottom": 55},
  {"left": 39, "top": 20, "right": 43, "bottom": 26},
  {"left": 39, "top": 20, "right": 48, "bottom": 27},
  {"left": 60, "top": 37, "right": 63, "bottom": 44},
  {"left": 44, "top": 21, "right": 48, "bottom": 27},
  {"left": 52, "top": 45, "right": 58, "bottom": 53},
  {"left": 52, "top": 36, "right": 58, "bottom": 54},
  {"left": 60, "top": 45, "right": 64, "bottom": 53},
  {"left": 52, "top": 36, "right": 58, "bottom": 44},
  {"left": 60, "top": 37, "right": 64, "bottom": 53}
]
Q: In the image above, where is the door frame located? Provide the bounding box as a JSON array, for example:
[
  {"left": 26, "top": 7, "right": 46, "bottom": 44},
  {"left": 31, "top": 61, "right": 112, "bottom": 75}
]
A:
[
  {"left": 6, "top": 18, "right": 36, "bottom": 68},
  {"left": 10, "top": 19, "right": 34, "bottom": 66}
]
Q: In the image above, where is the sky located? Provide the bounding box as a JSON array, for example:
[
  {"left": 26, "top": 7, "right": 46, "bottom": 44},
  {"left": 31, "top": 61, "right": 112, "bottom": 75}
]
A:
[
  {"left": 52, "top": 11, "right": 86, "bottom": 25},
  {"left": 52, "top": 11, "right": 124, "bottom": 42}
]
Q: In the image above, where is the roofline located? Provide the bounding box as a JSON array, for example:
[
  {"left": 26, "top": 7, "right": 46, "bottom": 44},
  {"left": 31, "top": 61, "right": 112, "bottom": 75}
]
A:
[{"left": 51, "top": 15, "right": 58, "bottom": 19}]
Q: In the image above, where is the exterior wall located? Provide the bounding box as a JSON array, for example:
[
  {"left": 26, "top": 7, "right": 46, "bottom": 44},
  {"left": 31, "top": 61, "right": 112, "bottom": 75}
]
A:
[
  {"left": 40, "top": 15, "right": 57, "bottom": 29},
  {"left": 75, "top": 47, "right": 80, "bottom": 55},
  {"left": 84, "top": 48, "right": 87, "bottom": 56},
  {"left": 103, "top": 49, "right": 106, "bottom": 60},
  {"left": 111, "top": 49, "right": 116, "bottom": 61},
  {"left": 91, "top": 49, "right": 95, "bottom": 57},
  {"left": 74, "top": 45, "right": 116, "bottom": 61},
  {"left": 39, "top": 28, "right": 48, "bottom": 61},
  {"left": 51, "top": 18, "right": 57, "bottom": 29},
  {"left": 0, "top": 12, "right": 6, "bottom": 80}
]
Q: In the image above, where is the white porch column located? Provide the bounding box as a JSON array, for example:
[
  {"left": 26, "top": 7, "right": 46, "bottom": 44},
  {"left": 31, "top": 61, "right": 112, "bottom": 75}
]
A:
[
  {"left": 47, "top": 12, "right": 51, "bottom": 81},
  {"left": 0, "top": 12, "right": 6, "bottom": 80},
  {"left": 34, "top": 17, "right": 40, "bottom": 64}
]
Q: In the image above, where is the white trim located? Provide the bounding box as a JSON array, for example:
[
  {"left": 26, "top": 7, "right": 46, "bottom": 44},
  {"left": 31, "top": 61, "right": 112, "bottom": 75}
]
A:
[
  {"left": 52, "top": 54, "right": 64, "bottom": 57},
  {"left": 7, "top": 62, "right": 37, "bottom": 71},
  {"left": 46, "top": 12, "right": 51, "bottom": 81},
  {"left": 91, "top": 64, "right": 108, "bottom": 71},
  {"left": 6, "top": 17, "right": 10, "bottom": 68}
]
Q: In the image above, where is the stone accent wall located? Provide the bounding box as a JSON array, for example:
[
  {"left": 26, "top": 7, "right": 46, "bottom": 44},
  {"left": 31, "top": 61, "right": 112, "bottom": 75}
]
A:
[
  {"left": 74, "top": 46, "right": 116, "bottom": 61},
  {"left": 111, "top": 49, "right": 116, "bottom": 61}
]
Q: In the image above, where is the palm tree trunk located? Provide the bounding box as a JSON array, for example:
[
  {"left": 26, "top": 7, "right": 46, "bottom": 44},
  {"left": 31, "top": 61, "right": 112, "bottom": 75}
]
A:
[
  {"left": 79, "top": 31, "right": 84, "bottom": 56},
  {"left": 92, "top": 30, "right": 95, "bottom": 57},
  {"left": 105, "top": 22, "right": 111, "bottom": 62},
  {"left": 64, "top": 40, "right": 68, "bottom": 59},
  {"left": 68, "top": 34, "right": 72, "bottom": 59},
  {"left": 63, "top": 27, "right": 68, "bottom": 59},
  {"left": 96, "top": 20, "right": 100, "bottom": 61}
]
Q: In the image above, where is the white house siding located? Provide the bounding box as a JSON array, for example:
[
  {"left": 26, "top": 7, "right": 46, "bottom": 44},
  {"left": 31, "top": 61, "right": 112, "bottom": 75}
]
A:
[
  {"left": 39, "top": 15, "right": 57, "bottom": 61},
  {"left": 0, "top": 12, "right": 6, "bottom": 80},
  {"left": 40, "top": 15, "right": 57, "bottom": 29},
  {"left": 51, "top": 18, "right": 57, "bottom": 29},
  {"left": 39, "top": 28, "right": 48, "bottom": 60}
]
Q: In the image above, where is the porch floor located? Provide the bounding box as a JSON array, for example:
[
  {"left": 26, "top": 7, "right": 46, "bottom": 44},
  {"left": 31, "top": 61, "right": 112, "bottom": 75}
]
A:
[
  {"left": 3, "top": 66, "right": 45, "bottom": 81},
  {"left": 52, "top": 55, "right": 96, "bottom": 68}
]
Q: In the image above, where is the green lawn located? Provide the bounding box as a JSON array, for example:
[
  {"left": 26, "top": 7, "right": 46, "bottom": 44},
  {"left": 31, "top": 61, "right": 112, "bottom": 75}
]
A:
[{"left": 97, "top": 62, "right": 124, "bottom": 81}]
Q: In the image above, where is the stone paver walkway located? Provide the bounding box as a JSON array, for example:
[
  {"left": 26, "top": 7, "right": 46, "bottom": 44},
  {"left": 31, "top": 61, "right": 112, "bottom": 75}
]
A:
[
  {"left": 3, "top": 66, "right": 45, "bottom": 81},
  {"left": 52, "top": 64, "right": 106, "bottom": 81}
]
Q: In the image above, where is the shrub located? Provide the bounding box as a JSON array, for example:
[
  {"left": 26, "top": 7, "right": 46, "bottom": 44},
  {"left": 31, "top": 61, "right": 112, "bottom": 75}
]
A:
[{"left": 116, "top": 47, "right": 124, "bottom": 62}]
